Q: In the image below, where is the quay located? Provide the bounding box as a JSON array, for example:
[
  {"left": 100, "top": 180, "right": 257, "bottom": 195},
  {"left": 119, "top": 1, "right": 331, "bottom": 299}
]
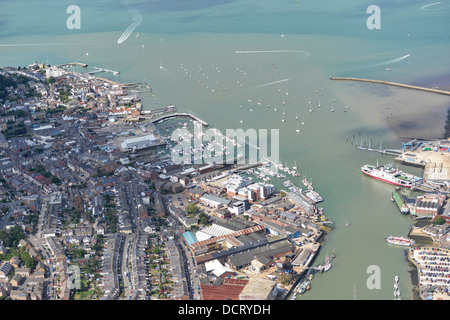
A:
[
  {"left": 284, "top": 247, "right": 335, "bottom": 300},
  {"left": 392, "top": 192, "right": 409, "bottom": 214},
  {"left": 394, "top": 146, "right": 450, "bottom": 182},
  {"left": 93, "top": 76, "right": 124, "bottom": 87},
  {"left": 330, "top": 76, "right": 450, "bottom": 96},
  {"left": 357, "top": 137, "right": 450, "bottom": 186},
  {"left": 56, "top": 62, "right": 88, "bottom": 68},
  {"left": 384, "top": 149, "right": 403, "bottom": 156},
  {"left": 89, "top": 66, "right": 120, "bottom": 75},
  {"left": 147, "top": 111, "right": 209, "bottom": 127}
]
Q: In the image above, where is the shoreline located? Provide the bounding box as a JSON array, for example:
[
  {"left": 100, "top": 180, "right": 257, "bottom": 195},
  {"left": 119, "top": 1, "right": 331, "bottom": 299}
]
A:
[
  {"left": 405, "top": 247, "right": 421, "bottom": 300},
  {"left": 333, "top": 75, "right": 450, "bottom": 300}
]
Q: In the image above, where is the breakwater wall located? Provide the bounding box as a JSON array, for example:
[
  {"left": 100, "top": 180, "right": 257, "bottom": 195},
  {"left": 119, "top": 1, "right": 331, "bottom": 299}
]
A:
[{"left": 330, "top": 76, "right": 450, "bottom": 96}]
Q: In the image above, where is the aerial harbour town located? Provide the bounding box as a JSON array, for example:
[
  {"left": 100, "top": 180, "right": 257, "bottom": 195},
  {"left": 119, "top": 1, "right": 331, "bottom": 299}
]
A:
[
  {"left": 0, "top": 62, "right": 335, "bottom": 301},
  {"left": 1, "top": 1, "right": 450, "bottom": 305},
  {"left": 0, "top": 59, "right": 449, "bottom": 302}
]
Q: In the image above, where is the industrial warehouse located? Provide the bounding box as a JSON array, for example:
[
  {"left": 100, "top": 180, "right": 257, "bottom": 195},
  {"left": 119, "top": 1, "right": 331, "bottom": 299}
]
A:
[{"left": 120, "top": 134, "right": 159, "bottom": 151}]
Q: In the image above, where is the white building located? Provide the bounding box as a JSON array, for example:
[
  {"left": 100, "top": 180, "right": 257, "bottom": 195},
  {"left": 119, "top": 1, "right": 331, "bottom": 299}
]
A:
[
  {"left": 224, "top": 174, "right": 252, "bottom": 190},
  {"left": 120, "top": 134, "right": 157, "bottom": 151},
  {"left": 195, "top": 223, "right": 235, "bottom": 242},
  {"left": 228, "top": 201, "right": 246, "bottom": 215},
  {"left": 45, "top": 66, "right": 66, "bottom": 78}
]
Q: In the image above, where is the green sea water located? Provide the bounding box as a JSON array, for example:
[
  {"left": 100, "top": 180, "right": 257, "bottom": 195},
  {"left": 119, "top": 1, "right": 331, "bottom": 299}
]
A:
[{"left": 1, "top": 0, "right": 450, "bottom": 300}]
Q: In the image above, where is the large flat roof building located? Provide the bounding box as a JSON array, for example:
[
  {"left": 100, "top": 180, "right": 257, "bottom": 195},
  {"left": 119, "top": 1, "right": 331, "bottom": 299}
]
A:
[
  {"left": 239, "top": 278, "right": 278, "bottom": 300},
  {"left": 120, "top": 134, "right": 157, "bottom": 151},
  {"left": 199, "top": 193, "right": 231, "bottom": 208}
]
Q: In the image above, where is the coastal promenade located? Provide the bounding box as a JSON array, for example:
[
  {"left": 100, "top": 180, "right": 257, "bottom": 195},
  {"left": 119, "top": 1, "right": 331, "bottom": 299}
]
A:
[{"left": 330, "top": 76, "right": 450, "bottom": 96}]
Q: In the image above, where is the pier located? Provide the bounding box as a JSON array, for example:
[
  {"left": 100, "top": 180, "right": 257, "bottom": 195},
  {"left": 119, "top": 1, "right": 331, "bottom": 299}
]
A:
[
  {"left": 89, "top": 66, "right": 120, "bottom": 75},
  {"left": 93, "top": 76, "right": 126, "bottom": 87},
  {"left": 392, "top": 192, "right": 409, "bottom": 214},
  {"left": 56, "top": 62, "right": 88, "bottom": 68},
  {"left": 358, "top": 146, "right": 403, "bottom": 156},
  {"left": 330, "top": 76, "right": 450, "bottom": 96},
  {"left": 147, "top": 111, "right": 209, "bottom": 127}
]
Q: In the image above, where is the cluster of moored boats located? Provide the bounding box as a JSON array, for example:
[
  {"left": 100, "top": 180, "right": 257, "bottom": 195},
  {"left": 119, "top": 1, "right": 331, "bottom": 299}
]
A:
[
  {"left": 291, "top": 253, "right": 334, "bottom": 299},
  {"left": 262, "top": 157, "right": 300, "bottom": 177},
  {"left": 167, "top": 127, "right": 247, "bottom": 162}
]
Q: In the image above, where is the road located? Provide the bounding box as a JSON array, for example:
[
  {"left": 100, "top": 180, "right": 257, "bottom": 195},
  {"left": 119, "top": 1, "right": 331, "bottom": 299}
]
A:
[
  {"left": 121, "top": 235, "right": 133, "bottom": 300},
  {"left": 28, "top": 234, "right": 56, "bottom": 300},
  {"left": 0, "top": 200, "right": 20, "bottom": 230},
  {"left": 180, "top": 238, "right": 202, "bottom": 300}
]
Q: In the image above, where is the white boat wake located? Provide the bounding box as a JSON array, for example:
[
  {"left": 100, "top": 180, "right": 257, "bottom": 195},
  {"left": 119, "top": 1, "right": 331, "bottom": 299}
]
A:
[
  {"left": 117, "top": 12, "right": 142, "bottom": 44},
  {"left": 336, "top": 53, "right": 412, "bottom": 75},
  {"left": 247, "top": 78, "right": 290, "bottom": 91},
  {"left": 420, "top": 2, "right": 450, "bottom": 10},
  {"left": 365, "top": 54, "right": 410, "bottom": 68}
]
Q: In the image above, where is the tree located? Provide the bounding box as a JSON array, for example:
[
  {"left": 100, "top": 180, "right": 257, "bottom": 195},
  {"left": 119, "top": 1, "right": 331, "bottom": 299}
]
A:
[
  {"left": 14, "top": 109, "right": 25, "bottom": 118},
  {"left": 432, "top": 216, "right": 446, "bottom": 226},
  {"left": 186, "top": 203, "right": 199, "bottom": 215},
  {"left": 0, "top": 225, "right": 25, "bottom": 247},
  {"left": 46, "top": 76, "right": 55, "bottom": 85},
  {"left": 51, "top": 176, "right": 61, "bottom": 185},
  {"left": 200, "top": 216, "right": 209, "bottom": 225}
]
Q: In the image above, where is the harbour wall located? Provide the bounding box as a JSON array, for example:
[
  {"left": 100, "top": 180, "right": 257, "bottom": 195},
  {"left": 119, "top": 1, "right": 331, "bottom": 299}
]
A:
[{"left": 330, "top": 77, "right": 450, "bottom": 96}]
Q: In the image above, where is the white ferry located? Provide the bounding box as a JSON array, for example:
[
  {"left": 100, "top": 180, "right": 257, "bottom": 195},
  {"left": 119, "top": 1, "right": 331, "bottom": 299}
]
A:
[
  {"left": 306, "top": 191, "right": 323, "bottom": 203},
  {"left": 361, "top": 162, "right": 421, "bottom": 188},
  {"left": 385, "top": 236, "right": 415, "bottom": 247}
]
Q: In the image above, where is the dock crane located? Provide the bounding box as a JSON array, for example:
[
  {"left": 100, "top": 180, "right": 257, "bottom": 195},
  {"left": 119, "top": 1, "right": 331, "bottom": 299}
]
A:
[{"left": 402, "top": 139, "right": 416, "bottom": 152}]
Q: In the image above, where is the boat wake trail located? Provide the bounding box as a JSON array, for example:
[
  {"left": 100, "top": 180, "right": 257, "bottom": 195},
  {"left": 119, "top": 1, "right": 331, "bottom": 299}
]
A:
[
  {"left": 159, "top": 61, "right": 177, "bottom": 77},
  {"left": 117, "top": 11, "right": 142, "bottom": 44},
  {"left": 420, "top": 2, "right": 450, "bottom": 10},
  {"left": 246, "top": 78, "right": 290, "bottom": 91},
  {"left": 364, "top": 54, "right": 410, "bottom": 68},
  {"left": 335, "top": 53, "right": 412, "bottom": 75},
  {"left": 235, "top": 50, "right": 311, "bottom": 59}
]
